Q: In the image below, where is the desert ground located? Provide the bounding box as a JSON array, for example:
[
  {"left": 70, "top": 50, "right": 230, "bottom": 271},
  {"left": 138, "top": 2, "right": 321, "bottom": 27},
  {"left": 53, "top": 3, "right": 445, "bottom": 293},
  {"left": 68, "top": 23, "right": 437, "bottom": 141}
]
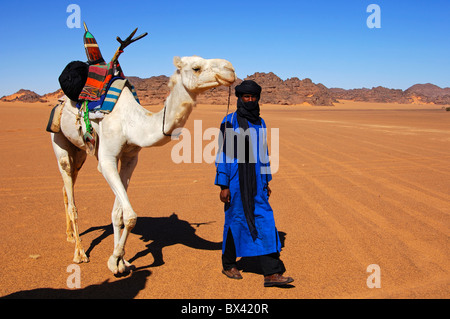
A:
[{"left": 0, "top": 99, "right": 449, "bottom": 299}]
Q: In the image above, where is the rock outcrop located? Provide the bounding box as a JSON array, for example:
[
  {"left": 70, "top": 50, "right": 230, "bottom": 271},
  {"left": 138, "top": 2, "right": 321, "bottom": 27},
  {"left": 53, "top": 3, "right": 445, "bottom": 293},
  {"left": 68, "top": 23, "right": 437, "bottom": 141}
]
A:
[
  {"left": 330, "top": 83, "right": 450, "bottom": 105},
  {"left": 3, "top": 75, "right": 449, "bottom": 106},
  {"left": 0, "top": 89, "right": 47, "bottom": 103},
  {"left": 128, "top": 72, "right": 337, "bottom": 106}
]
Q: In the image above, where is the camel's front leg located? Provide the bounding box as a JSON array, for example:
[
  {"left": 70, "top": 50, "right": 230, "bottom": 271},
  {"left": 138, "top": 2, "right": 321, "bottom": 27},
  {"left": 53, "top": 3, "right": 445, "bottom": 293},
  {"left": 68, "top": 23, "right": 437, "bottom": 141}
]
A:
[
  {"left": 111, "top": 154, "right": 139, "bottom": 273},
  {"left": 99, "top": 155, "right": 138, "bottom": 274},
  {"left": 109, "top": 198, "right": 134, "bottom": 274}
]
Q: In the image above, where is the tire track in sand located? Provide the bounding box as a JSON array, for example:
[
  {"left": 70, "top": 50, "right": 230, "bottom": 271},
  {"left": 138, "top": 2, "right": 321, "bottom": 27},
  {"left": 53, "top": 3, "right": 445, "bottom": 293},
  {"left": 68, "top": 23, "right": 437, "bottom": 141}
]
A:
[
  {"left": 281, "top": 134, "right": 449, "bottom": 238},
  {"left": 278, "top": 135, "right": 449, "bottom": 275}
]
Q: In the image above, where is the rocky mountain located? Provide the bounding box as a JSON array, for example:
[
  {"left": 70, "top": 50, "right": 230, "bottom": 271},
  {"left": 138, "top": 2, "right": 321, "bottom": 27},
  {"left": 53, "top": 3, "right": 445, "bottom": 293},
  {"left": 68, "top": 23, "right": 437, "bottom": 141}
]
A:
[
  {"left": 127, "top": 75, "right": 170, "bottom": 105},
  {"left": 330, "top": 83, "right": 450, "bottom": 105},
  {"left": 330, "top": 86, "right": 410, "bottom": 103},
  {"left": 404, "top": 83, "right": 450, "bottom": 104},
  {"left": 42, "top": 89, "right": 64, "bottom": 101},
  {"left": 2, "top": 74, "right": 449, "bottom": 106},
  {"left": 0, "top": 89, "right": 47, "bottom": 103},
  {"left": 405, "top": 83, "right": 450, "bottom": 98},
  {"left": 128, "top": 72, "right": 337, "bottom": 106},
  {"left": 244, "top": 72, "right": 336, "bottom": 106}
]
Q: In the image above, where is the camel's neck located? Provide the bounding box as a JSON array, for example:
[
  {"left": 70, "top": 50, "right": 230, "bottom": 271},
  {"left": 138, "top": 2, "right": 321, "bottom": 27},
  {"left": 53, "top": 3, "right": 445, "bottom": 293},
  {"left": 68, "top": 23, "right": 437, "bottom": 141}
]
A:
[
  {"left": 161, "top": 74, "right": 197, "bottom": 136},
  {"left": 123, "top": 73, "right": 197, "bottom": 148}
]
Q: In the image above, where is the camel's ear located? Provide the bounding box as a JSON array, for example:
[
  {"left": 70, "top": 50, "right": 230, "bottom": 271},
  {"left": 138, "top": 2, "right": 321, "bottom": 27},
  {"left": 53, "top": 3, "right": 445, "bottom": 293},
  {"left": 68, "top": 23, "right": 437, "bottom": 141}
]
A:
[{"left": 173, "top": 56, "right": 183, "bottom": 70}]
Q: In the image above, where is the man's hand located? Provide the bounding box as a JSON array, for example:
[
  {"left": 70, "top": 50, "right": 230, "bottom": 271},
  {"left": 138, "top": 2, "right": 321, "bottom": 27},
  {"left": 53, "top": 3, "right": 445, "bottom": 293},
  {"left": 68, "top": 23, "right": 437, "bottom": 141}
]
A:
[
  {"left": 267, "top": 185, "right": 272, "bottom": 198},
  {"left": 220, "top": 188, "right": 231, "bottom": 203}
]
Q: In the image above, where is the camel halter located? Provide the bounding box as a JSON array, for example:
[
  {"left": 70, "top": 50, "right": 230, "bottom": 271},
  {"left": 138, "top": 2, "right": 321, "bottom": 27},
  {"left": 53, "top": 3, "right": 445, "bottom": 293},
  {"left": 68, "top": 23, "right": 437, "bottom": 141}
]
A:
[
  {"left": 162, "top": 102, "right": 179, "bottom": 137},
  {"left": 162, "top": 86, "right": 232, "bottom": 137}
]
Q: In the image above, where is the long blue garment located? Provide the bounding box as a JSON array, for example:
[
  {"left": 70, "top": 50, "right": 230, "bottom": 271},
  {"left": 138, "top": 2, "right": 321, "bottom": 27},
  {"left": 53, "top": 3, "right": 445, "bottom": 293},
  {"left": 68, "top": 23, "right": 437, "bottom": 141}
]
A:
[{"left": 215, "top": 112, "right": 281, "bottom": 257}]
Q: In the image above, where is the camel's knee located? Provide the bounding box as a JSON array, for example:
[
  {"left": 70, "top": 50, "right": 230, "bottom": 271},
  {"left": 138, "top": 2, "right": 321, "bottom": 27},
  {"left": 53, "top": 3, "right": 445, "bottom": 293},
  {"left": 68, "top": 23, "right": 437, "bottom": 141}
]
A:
[
  {"left": 123, "top": 209, "right": 137, "bottom": 230},
  {"left": 59, "top": 156, "right": 71, "bottom": 174},
  {"left": 125, "top": 217, "right": 137, "bottom": 230},
  {"left": 67, "top": 206, "right": 78, "bottom": 222},
  {"left": 111, "top": 206, "right": 124, "bottom": 228}
]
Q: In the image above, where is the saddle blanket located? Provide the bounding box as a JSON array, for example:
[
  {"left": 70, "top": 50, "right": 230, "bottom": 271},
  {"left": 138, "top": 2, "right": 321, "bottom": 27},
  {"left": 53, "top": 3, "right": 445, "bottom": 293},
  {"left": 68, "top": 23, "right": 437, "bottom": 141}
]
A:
[
  {"left": 76, "top": 77, "right": 139, "bottom": 113},
  {"left": 78, "top": 61, "right": 125, "bottom": 101}
]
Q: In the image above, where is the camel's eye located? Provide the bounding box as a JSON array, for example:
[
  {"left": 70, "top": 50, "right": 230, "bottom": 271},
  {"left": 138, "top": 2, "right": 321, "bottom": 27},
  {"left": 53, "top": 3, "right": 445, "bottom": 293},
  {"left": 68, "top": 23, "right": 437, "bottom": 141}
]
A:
[{"left": 193, "top": 67, "right": 201, "bottom": 72}]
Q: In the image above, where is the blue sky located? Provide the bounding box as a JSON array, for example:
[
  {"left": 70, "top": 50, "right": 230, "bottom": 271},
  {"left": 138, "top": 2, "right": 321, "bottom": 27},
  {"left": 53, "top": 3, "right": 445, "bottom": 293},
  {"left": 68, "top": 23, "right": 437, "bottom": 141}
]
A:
[{"left": 0, "top": 0, "right": 449, "bottom": 96}]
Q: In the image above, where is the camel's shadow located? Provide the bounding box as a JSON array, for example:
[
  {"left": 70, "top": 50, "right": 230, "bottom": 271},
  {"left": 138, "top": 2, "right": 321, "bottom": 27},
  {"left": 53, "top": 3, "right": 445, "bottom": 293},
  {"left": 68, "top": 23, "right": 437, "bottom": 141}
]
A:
[
  {"left": 1, "top": 270, "right": 151, "bottom": 299},
  {"left": 81, "top": 213, "right": 222, "bottom": 269}
]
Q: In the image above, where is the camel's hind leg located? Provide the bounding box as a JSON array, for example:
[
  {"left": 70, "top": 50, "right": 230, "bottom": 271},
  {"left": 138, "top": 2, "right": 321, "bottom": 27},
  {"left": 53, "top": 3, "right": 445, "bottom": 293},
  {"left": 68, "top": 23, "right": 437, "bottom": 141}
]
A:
[{"left": 51, "top": 132, "right": 88, "bottom": 263}]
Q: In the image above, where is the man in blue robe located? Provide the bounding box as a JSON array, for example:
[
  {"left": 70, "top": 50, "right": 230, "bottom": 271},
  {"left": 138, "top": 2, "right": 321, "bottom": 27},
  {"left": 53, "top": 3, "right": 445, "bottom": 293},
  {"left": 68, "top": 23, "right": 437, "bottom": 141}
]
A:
[{"left": 215, "top": 80, "right": 294, "bottom": 287}]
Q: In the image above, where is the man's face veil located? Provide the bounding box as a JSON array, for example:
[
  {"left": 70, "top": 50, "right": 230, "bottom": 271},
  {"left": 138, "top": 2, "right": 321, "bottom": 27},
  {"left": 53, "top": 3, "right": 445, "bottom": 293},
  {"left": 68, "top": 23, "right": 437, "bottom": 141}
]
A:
[{"left": 235, "top": 80, "right": 262, "bottom": 124}]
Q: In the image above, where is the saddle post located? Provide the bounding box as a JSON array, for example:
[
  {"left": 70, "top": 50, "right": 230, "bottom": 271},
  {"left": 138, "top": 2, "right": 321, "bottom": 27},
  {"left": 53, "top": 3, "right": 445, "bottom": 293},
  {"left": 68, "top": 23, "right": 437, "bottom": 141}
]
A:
[{"left": 111, "top": 28, "right": 148, "bottom": 64}]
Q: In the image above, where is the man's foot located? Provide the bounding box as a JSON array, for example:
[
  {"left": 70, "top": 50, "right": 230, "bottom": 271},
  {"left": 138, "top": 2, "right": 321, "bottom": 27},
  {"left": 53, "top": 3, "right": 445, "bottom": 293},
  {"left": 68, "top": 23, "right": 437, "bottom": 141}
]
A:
[
  {"left": 222, "top": 267, "right": 243, "bottom": 280},
  {"left": 264, "top": 273, "right": 294, "bottom": 287}
]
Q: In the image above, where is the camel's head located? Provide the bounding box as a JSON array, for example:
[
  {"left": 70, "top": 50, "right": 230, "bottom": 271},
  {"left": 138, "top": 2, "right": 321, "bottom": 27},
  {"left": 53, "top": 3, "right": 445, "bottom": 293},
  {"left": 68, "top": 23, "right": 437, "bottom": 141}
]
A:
[{"left": 172, "top": 56, "right": 236, "bottom": 94}]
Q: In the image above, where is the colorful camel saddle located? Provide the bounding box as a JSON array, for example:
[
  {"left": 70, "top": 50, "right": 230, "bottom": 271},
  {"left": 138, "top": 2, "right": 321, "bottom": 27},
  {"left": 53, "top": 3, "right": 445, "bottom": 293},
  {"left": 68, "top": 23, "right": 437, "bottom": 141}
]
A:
[
  {"left": 76, "top": 76, "right": 139, "bottom": 113},
  {"left": 50, "top": 23, "right": 145, "bottom": 155},
  {"left": 75, "top": 76, "right": 140, "bottom": 156},
  {"left": 78, "top": 25, "right": 139, "bottom": 113},
  {"left": 78, "top": 61, "right": 124, "bottom": 102}
]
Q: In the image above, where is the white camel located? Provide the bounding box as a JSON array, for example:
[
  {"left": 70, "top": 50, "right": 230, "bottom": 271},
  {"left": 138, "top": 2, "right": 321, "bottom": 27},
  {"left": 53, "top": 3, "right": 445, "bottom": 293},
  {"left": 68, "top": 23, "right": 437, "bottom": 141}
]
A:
[{"left": 51, "top": 56, "right": 236, "bottom": 274}]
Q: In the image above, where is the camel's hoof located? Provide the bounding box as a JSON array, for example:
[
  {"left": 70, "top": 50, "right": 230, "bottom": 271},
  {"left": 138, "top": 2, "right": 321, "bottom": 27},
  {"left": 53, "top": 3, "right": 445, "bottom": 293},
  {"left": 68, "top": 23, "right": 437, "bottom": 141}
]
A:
[
  {"left": 73, "top": 249, "right": 89, "bottom": 263},
  {"left": 108, "top": 255, "right": 134, "bottom": 275}
]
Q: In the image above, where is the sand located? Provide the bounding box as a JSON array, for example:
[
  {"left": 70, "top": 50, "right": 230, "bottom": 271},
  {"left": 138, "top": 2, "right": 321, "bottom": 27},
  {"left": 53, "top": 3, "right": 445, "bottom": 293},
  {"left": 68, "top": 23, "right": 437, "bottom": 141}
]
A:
[{"left": 0, "top": 100, "right": 449, "bottom": 299}]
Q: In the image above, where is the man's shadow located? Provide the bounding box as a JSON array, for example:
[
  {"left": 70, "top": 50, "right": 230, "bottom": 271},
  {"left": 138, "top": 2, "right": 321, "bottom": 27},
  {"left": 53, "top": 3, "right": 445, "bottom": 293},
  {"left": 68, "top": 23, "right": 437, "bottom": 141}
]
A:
[
  {"left": 82, "top": 214, "right": 288, "bottom": 276},
  {"left": 81, "top": 213, "right": 222, "bottom": 269}
]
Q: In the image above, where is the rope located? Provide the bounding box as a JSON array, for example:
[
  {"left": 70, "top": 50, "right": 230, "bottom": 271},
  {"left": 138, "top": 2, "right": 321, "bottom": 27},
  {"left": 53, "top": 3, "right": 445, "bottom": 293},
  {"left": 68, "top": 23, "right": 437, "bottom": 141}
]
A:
[
  {"left": 83, "top": 100, "right": 92, "bottom": 134},
  {"left": 162, "top": 102, "right": 181, "bottom": 137},
  {"left": 226, "top": 85, "right": 231, "bottom": 117},
  {"left": 217, "top": 86, "right": 233, "bottom": 157}
]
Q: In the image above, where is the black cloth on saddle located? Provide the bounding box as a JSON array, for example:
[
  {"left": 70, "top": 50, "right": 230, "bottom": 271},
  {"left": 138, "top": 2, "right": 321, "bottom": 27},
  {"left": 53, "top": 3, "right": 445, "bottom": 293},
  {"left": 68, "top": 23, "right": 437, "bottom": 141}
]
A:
[{"left": 59, "top": 61, "right": 89, "bottom": 102}]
